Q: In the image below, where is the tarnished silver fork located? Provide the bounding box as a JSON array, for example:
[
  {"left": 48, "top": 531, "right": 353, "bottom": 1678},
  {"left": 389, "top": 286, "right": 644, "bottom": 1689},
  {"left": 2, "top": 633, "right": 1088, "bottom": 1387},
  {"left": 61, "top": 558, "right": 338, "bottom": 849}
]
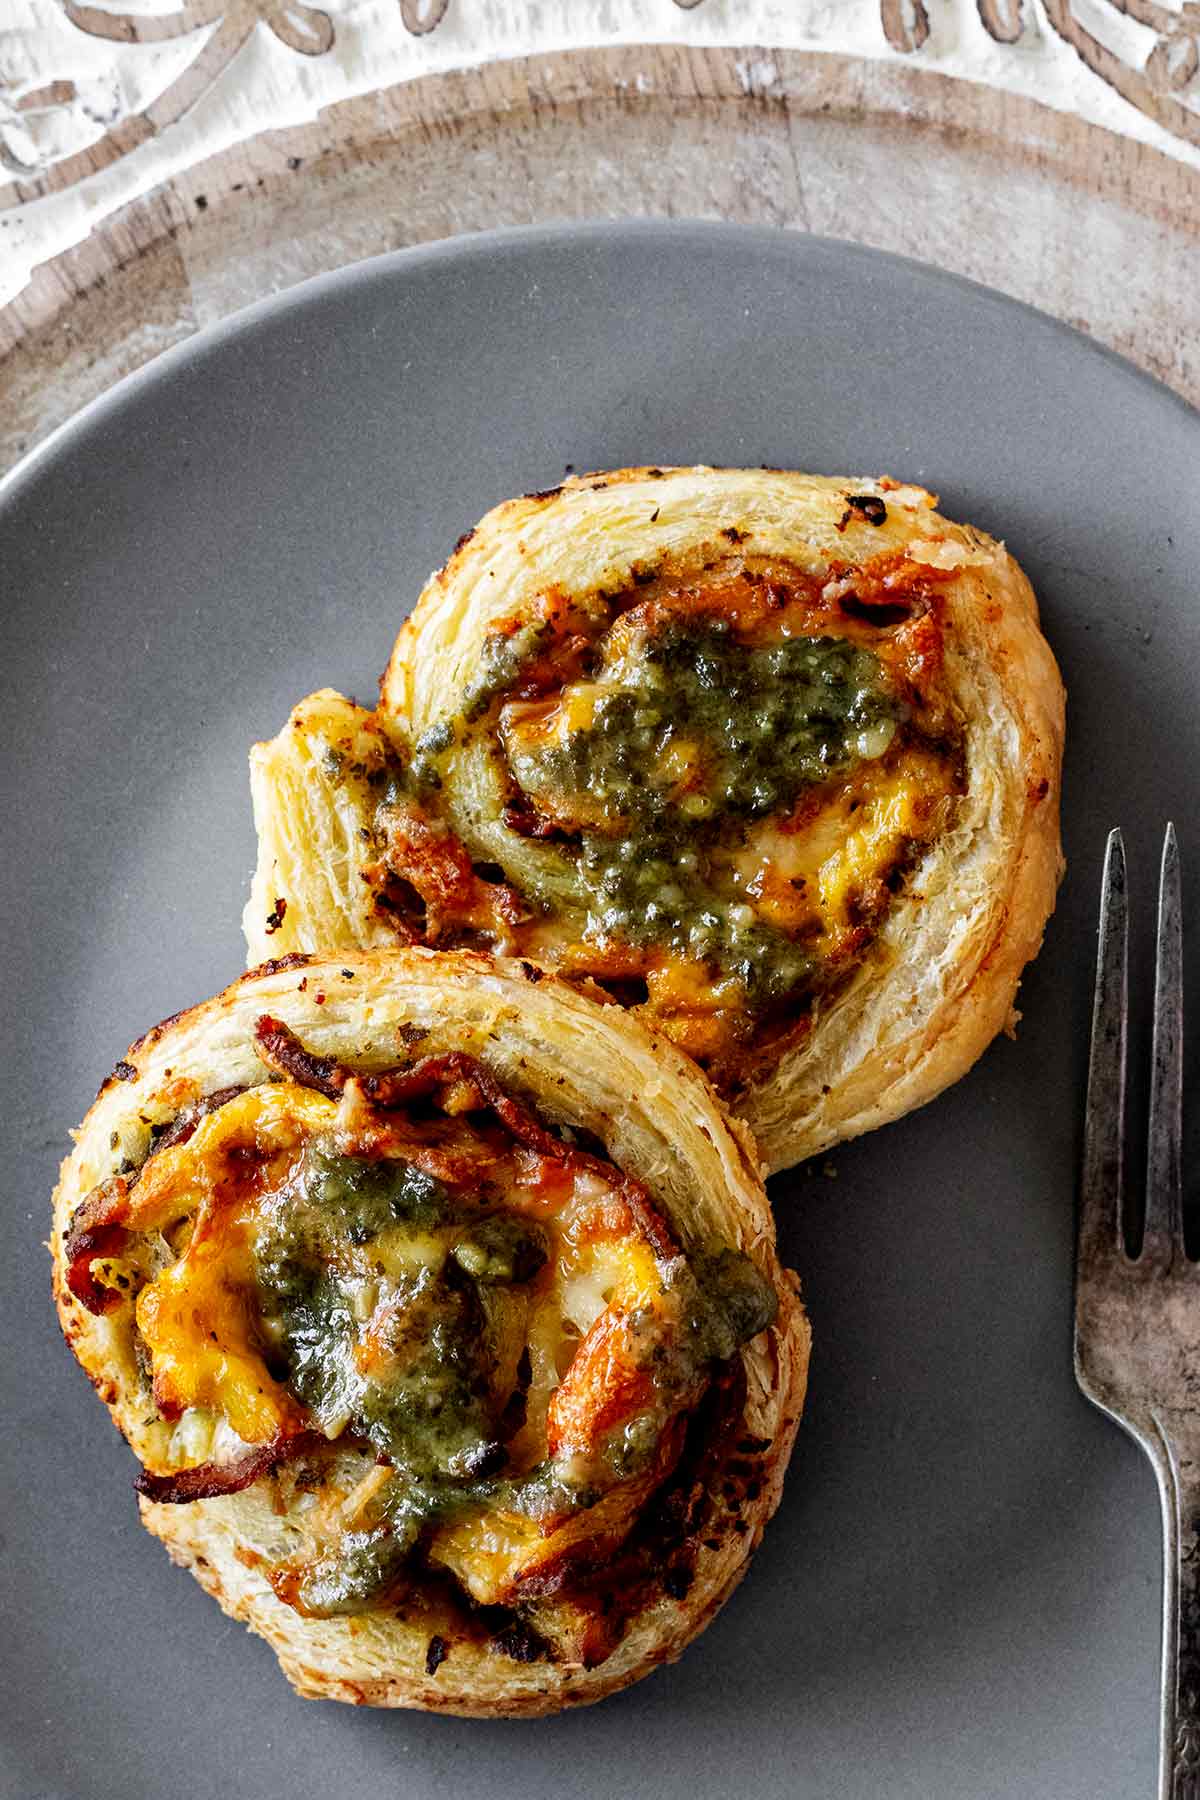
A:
[{"left": 1076, "top": 823, "right": 1197, "bottom": 1798}]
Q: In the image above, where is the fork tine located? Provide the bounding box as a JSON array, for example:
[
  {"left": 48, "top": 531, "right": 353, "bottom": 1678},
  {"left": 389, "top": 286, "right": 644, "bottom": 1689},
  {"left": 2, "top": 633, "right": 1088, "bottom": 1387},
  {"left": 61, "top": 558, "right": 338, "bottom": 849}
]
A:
[
  {"left": 1139, "top": 823, "right": 1184, "bottom": 1270},
  {"left": 1079, "top": 828, "right": 1129, "bottom": 1267}
]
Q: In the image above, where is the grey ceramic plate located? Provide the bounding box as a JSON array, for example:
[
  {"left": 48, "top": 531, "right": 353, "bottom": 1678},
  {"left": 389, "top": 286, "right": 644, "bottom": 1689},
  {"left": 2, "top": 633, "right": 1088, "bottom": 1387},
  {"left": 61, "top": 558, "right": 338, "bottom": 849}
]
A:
[{"left": 2, "top": 222, "right": 1198, "bottom": 1800}]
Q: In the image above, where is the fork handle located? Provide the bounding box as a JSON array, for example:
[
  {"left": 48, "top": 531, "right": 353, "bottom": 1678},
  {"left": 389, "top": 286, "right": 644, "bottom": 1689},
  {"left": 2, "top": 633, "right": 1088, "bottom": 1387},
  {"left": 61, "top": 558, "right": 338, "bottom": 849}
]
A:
[{"left": 1155, "top": 1424, "right": 1200, "bottom": 1797}]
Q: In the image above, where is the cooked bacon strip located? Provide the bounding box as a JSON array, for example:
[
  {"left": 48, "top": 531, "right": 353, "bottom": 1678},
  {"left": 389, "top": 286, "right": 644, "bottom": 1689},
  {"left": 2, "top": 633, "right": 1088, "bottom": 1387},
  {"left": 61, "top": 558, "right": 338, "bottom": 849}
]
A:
[
  {"left": 253, "top": 1017, "right": 347, "bottom": 1097},
  {"left": 64, "top": 1176, "right": 132, "bottom": 1313},
  {"left": 253, "top": 1016, "right": 676, "bottom": 1257},
  {"left": 254, "top": 1017, "right": 560, "bottom": 1151},
  {"left": 373, "top": 801, "right": 529, "bottom": 942},
  {"left": 149, "top": 1085, "right": 245, "bottom": 1157},
  {"left": 63, "top": 1088, "right": 249, "bottom": 1315},
  {"left": 502, "top": 797, "right": 570, "bottom": 841},
  {"left": 64, "top": 1222, "right": 130, "bottom": 1313},
  {"left": 134, "top": 1431, "right": 325, "bottom": 1504}
]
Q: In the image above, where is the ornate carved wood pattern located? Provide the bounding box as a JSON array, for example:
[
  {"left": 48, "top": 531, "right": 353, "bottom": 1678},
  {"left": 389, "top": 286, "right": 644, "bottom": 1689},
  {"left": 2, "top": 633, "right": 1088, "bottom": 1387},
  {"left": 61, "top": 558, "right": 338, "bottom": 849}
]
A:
[
  {"left": 1038, "top": 0, "right": 1200, "bottom": 147},
  {"left": 3, "top": 0, "right": 335, "bottom": 196},
  {"left": 880, "top": 0, "right": 932, "bottom": 54},
  {"left": 2, "top": 0, "right": 1198, "bottom": 207},
  {"left": 399, "top": 0, "right": 453, "bottom": 35},
  {"left": 0, "top": 38, "right": 1196, "bottom": 474},
  {"left": 975, "top": 0, "right": 1027, "bottom": 44}
]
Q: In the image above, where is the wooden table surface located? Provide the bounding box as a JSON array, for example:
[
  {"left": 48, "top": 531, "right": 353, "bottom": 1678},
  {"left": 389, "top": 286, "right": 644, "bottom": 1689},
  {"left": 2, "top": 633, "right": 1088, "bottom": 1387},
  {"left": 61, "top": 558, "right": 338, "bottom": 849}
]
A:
[{"left": 1, "top": 42, "right": 1197, "bottom": 476}]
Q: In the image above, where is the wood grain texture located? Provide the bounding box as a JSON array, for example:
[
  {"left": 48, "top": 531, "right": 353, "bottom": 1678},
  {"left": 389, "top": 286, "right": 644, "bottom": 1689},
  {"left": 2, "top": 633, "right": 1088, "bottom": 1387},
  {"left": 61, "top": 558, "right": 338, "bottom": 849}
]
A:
[{"left": 1, "top": 45, "right": 1197, "bottom": 475}]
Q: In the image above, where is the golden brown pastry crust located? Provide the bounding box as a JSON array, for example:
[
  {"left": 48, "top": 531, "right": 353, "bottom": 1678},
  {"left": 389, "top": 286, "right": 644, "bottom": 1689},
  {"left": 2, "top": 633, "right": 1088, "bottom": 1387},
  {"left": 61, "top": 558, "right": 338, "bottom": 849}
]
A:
[
  {"left": 240, "top": 470, "right": 1063, "bottom": 1173},
  {"left": 379, "top": 467, "right": 1065, "bottom": 1172},
  {"left": 52, "top": 948, "right": 808, "bottom": 1715},
  {"left": 244, "top": 691, "right": 404, "bottom": 959}
]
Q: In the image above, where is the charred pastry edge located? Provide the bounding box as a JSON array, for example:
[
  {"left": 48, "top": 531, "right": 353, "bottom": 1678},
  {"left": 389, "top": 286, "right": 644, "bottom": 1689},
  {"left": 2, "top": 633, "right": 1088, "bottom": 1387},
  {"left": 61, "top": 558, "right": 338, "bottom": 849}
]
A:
[
  {"left": 52, "top": 947, "right": 808, "bottom": 1715},
  {"left": 97, "top": 956, "right": 316, "bottom": 1098},
  {"left": 381, "top": 466, "right": 1065, "bottom": 1176}
]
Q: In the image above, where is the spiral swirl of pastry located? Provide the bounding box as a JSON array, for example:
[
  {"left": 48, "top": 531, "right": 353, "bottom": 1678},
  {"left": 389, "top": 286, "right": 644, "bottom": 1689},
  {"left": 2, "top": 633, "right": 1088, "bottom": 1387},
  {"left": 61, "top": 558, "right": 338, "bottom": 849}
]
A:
[
  {"left": 246, "top": 468, "right": 1063, "bottom": 1173},
  {"left": 52, "top": 949, "right": 807, "bottom": 1715}
]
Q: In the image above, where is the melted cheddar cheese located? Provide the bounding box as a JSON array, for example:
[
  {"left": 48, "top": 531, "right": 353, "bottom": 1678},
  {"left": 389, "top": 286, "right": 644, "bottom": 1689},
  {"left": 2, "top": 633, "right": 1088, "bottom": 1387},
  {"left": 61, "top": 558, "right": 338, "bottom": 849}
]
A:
[
  {"left": 380, "top": 549, "right": 966, "bottom": 1083},
  {"left": 68, "top": 1056, "right": 775, "bottom": 1634}
]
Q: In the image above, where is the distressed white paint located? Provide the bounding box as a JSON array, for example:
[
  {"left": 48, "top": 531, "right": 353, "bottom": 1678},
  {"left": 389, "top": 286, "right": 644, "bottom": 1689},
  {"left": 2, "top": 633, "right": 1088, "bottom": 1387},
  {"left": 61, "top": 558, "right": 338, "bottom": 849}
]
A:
[{"left": 0, "top": 0, "right": 1196, "bottom": 309}]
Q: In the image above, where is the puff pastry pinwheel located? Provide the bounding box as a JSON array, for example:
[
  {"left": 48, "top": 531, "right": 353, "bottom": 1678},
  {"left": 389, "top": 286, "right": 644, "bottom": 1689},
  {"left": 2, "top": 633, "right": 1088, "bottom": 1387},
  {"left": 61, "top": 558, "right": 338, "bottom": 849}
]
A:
[
  {"left": 244, "top": 467, "right": 1064, "bottom": 1173},
  {"left": 52, "top": 949, "right": 807, "bottom": 1715}
]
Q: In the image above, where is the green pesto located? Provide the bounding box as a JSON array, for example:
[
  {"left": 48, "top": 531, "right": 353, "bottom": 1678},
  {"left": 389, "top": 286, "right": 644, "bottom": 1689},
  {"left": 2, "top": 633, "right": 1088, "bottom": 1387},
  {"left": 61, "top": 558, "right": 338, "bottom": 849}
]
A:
[
  {"left": 317, "top": 741, "right": 401, "bottom": 804},
  {"left": 461, "top": 622, "right": 555, "bottom": 728},
  {"left": 680, "top": 1246, "right": 780, "bottom": 1358},
  {"left": 522, "top": 624, "right": 893, "bottom": 824},
  {"left": 409, "top": 718, "right": 455, "bottom": 789},
  {"left": 313, "top": 724, "right": 413, "bottom": 825},
  {"left": 255, "top": 1148, "right": 547, "bottom": 1479},
  {"left": 253, "top": 1143, "right": 776, "bottom": 1617},
  {"left": 502, "top": 618, "right": 900, "bottom": 1006},
  {"left": 407, "top": 629, "right": 555, "bottom": 791}
]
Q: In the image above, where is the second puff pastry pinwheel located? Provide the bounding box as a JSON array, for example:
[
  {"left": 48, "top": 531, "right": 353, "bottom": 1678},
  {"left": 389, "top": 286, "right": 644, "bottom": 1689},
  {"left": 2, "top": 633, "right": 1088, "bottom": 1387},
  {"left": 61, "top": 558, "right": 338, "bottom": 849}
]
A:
[
  {"left": 244, "top": 467, "right": 1064, "bottom": 1173},
  {"left": 53, "top": 951, "right": 806, "bottom": 1714}
]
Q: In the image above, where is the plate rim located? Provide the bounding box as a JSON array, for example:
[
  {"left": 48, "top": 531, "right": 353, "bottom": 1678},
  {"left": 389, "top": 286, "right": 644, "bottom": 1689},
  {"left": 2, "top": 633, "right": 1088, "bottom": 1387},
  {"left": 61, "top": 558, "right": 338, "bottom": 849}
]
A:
[
  {"left": 4, "top": 207, "right": 1193, "bottom": 1800},
  {"left": 3, "top": 217, "right": 1197, "bottom": 517}
]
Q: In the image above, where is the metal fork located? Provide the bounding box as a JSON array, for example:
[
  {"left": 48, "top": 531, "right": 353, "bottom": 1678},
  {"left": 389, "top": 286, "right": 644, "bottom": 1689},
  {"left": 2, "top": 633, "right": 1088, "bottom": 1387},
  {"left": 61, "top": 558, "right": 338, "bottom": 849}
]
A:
[{"left": 1076, "top": 823, "right": 1196, "bottom": 1798}]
